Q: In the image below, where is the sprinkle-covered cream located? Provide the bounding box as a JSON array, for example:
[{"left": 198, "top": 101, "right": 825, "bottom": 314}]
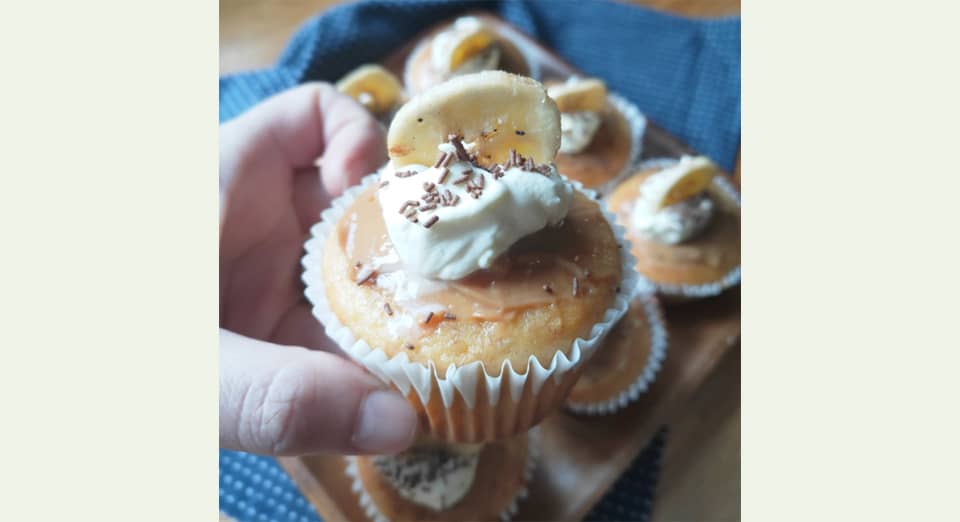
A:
[
  {"left": 377, "top": 138, "right": 573, "bottom": 280},
  {"left": 372, "top": 444, "right": 482, "bottom": 511}
]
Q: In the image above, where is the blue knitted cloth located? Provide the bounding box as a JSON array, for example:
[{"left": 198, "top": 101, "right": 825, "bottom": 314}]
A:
[{"left": 220, "top": 1, "right": 738, "bottom": 520}]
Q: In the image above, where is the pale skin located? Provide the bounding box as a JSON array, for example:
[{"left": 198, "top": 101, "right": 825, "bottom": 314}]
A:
[{"left": 220, "top": 83, "right": 417, "bottom": 456}]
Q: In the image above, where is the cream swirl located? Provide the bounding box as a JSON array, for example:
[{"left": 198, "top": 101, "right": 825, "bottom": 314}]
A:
[{"left": 377, "top": 144, "right": 573, "bottom": 280}]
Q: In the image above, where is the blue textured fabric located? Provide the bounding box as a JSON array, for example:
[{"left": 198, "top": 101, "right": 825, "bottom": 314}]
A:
[
  {"left": 220, "top": 1, "right": 738, "bottom": 520},
  {"left": 220, "top": 0, "right": 740, "bottom": 170},
  {"left": 220, "top": 450, "right": 321, "bottom": 522},
  {"left": 219, "top": 428, "right": 667, "bottom": 522},
  {"left": 585, "top": 428, "right": 668, "bottom": 522}
]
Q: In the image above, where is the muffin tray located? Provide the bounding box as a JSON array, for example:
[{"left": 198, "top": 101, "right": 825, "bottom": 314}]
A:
[{"left": 279, "top": 13, "right": 740, "bottom": 521}]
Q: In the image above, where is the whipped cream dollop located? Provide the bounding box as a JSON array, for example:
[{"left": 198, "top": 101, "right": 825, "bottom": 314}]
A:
[
  {"left": 631, "top": 192, "right": 715, "bottom": 244},
  {"left": 372, "top": 445, "right": 482, "bottom": 511},
  {"left": 378, "top": 143, "right": 573, "bottom": 280},
  {"left": 430, "top": 16, "right": 500, "bottom": 77},
  {"left": 558, "top": 111, "right": 602, "bottom": 154}
]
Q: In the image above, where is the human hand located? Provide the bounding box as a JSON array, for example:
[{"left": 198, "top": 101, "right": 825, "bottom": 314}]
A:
[{"left": 219, "top": 83, "right": 416, "bottom": 456}]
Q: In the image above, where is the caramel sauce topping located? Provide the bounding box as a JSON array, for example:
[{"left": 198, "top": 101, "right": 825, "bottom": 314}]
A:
[{"left": 337, "top": 186, "right": 619, "bottom": 321}]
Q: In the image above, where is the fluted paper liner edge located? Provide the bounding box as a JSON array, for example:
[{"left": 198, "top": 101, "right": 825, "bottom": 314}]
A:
[{"left": 566, "top": 290, "right": 669, "bottom": 415}]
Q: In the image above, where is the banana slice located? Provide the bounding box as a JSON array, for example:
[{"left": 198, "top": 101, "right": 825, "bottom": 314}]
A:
[
  {"left": 640, "top": 156, "right": 718, "bottom": 210},
  {"left": 387, "top": 70, "right": 560, "bottom": 167},
  {"left": 547, "top": 78, "right": 607, "bottom": 113},
  {"left": 336, "top": 64, "right": 405, "bottom": 115},
  {"left": 448, "top": 25, "right": 496, "bottom": 71},
  {"left": 432, "top": 17, "right": 498, "bottom": 74}
]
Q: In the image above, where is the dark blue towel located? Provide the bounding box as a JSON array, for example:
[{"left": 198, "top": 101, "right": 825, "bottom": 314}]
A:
[{"left": 220, "top": 1, "right": 738, "bottom": 520}]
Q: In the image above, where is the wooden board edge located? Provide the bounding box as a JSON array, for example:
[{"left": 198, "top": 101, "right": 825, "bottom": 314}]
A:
[
  {"left": 278, "top": 456, "right": 351, "bottom": 522},
  {"left": 569, "top": 336, "right": 740, "bottom": 520}
]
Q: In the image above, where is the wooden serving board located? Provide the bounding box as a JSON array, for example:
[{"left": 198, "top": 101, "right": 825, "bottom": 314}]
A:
[{"left": 281, "top": 13, "right": 740, "bottom": 522}]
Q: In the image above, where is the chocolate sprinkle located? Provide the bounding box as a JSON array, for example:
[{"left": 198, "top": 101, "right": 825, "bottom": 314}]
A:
[
  {"left": 424, "top": 215, "right": 440, "bottom": 228},
  {"left": 399, "top": 200, "right": 419, "bottom": 213},
  {"left": 384, "top": 303, "right": 393, "bottom": 316},
  {"left": 443, "top": 312, "right": 457, "bottom": 321},
  {"left": 476, "top": 172, "right": 484, "bottom": 188},
  {"left": 543, "top": 284, "right": 554, "bottom": 294},
  {"left": 420, "top": 202, "right": 437, "bottom": 211},
  {"left": 452, "top": 172, "right": 472, "bottom": 185},
  {"left": 396, "top": 170, "right": 418, "bottom": 178},
  {"left": 515, "top": 130, "right": 526, "bottom": 136},
  {"left": 437, "top": 167, "right": 450, "bottom": 184},
  {"left": 423, "top": 181, "right": 435, "bottom": 192},
  {"left": 356, "top": 270, "right": 376, "bottom": 286},
  {"left": 379, "top": 180, "right": 389, "bottom": 188},
  {"left": 433, "top": 152, "right": 449, "bottom": 168},
  {"left": 404, "top": 343, "right": 415, "bottom": 350},
  {"left": 424, "top": 312, "right": 434, "bottom": 325},
  {"left": 448, "top": 134, "right": 471, "bottom": 162}
]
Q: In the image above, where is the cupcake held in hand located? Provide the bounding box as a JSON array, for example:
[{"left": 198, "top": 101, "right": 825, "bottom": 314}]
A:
[{"left": 303, "top": 70, "right": 638, "bottom": 442}]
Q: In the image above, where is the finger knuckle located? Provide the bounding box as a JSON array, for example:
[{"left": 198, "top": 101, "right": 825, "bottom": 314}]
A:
[{"left": 246, "top": 365, "right": 311, "bottom": 455}]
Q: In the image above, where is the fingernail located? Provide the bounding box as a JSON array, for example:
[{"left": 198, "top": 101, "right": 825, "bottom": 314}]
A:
[{"left": 353, "top": 390, "right": 417, "bottom": 453}]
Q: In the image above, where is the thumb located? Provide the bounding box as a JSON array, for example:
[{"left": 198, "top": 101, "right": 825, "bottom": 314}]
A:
[{"left": 219, "top": 329, "right": 417, "bottom": 455}]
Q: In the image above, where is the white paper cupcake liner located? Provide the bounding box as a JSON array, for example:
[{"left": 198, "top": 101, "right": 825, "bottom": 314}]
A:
[
  {"left": 603, "top": 92, "right": 647, "bottom": 194},
  {"left": 302, "top": 172, "right": 639, "bottom": 441},
  {"left": 344, "top": 429, "right": 541, "bottom": 522},
  {"left": 630, "top": 157, "right": 741, "bottom": 299},
  {"left": 565, "top": 290, "right": 669, "bottom": 415}
]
